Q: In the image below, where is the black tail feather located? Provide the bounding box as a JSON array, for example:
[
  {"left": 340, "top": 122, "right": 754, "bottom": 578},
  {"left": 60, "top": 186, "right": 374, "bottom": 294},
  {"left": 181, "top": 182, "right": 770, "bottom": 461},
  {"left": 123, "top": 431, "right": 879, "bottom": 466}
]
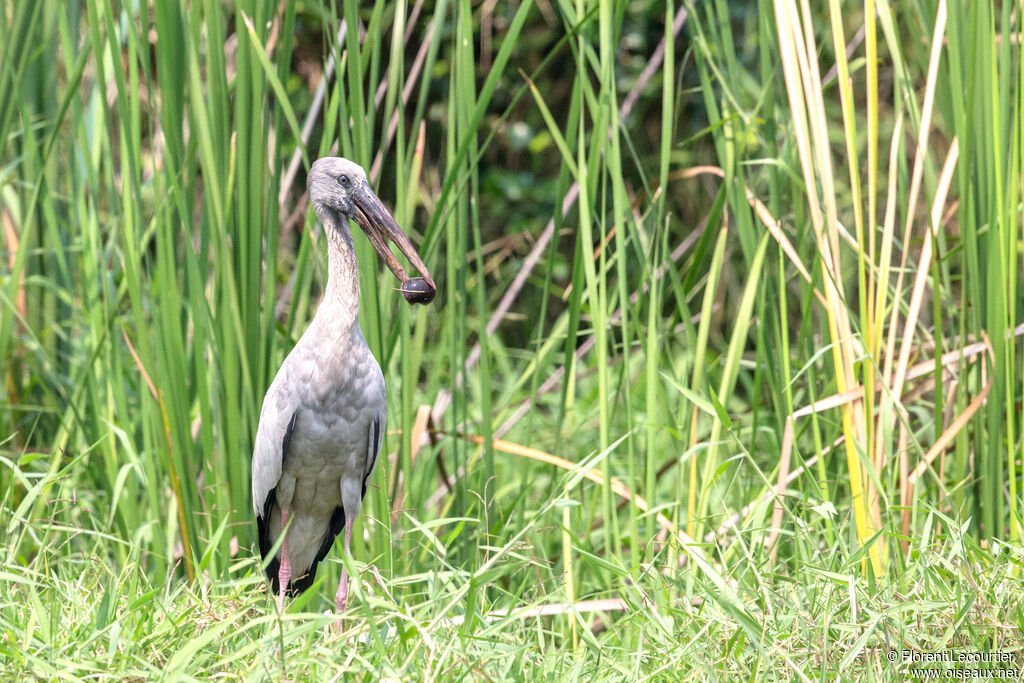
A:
[{"left": 257, "top": 488, "right": 346, "bottom": 597}]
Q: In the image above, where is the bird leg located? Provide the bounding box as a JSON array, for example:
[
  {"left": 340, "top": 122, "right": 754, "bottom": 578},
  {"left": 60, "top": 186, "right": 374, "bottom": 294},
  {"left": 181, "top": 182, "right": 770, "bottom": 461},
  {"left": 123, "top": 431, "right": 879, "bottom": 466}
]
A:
[
  {"left": 277, "top": 507, "right": 292, "bottom": 612},
  {"left": 334, "top": 516, "right": 354, "bottom": 630}
]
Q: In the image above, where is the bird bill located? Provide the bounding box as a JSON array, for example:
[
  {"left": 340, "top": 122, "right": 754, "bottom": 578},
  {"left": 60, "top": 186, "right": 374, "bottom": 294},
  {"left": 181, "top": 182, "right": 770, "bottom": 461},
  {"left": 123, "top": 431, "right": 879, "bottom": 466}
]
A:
[{"left": 351, "top": 183, "right": 436, "bottom": 305}]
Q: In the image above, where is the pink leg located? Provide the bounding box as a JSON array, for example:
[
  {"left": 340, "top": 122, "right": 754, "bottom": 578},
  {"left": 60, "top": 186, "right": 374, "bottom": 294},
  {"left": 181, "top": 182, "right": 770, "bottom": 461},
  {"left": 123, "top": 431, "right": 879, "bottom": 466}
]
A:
[
  {"left": 277, "top": 507, "right": 292, "bottom": 612},
  {"left": 334, "top": 517, "right": 353, "bottom": 630}
]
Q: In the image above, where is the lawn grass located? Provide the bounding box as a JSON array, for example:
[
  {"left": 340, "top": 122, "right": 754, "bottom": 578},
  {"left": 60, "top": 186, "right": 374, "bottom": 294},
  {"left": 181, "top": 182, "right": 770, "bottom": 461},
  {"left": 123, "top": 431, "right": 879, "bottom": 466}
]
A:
[{"left": 1, "top": 0, "right": 1022, "bottom": 679}]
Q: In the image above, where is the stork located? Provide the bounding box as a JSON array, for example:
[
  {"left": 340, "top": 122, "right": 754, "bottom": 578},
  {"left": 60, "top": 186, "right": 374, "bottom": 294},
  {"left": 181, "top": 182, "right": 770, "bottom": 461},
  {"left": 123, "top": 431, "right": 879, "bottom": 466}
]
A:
[{"left": 251, "top": 157, "right": 435, "bottom": 624}]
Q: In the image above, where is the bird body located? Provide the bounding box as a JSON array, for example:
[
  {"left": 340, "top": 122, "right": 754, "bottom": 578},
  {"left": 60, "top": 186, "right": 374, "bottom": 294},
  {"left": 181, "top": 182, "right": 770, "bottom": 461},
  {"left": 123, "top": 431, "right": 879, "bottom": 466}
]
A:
[
  {"left": 252, "top": 312, "right": 385, "bottom": 593},
  {"left": 252, "top": 157, "right": 434, "bottom": 619}
]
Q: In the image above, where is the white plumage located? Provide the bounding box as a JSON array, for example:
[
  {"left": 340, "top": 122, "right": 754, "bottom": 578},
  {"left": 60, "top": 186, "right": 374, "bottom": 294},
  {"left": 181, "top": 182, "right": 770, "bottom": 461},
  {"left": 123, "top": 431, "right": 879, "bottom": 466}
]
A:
[{"left": 252, "top": 157, "right": 434, "bottom": 621}]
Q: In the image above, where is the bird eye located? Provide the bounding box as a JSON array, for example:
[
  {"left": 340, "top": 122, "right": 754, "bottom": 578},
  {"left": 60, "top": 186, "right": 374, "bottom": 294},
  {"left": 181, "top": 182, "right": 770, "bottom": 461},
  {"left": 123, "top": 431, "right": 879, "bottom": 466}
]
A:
[{"left": 337, "top": 175, "right": 350, "bottom": 186}]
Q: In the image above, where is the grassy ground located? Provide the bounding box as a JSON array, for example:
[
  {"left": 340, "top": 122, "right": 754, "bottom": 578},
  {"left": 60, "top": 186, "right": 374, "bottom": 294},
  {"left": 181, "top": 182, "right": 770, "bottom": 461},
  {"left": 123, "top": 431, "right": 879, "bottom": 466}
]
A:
[{"left": 2, "top": 0, "right": 1023, "bottom": 679}]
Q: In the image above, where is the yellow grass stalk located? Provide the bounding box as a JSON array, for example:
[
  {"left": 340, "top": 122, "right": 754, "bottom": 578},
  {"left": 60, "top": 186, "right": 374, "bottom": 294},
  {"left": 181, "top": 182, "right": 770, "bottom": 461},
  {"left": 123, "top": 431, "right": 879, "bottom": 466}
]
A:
[{"left": 773, "top": 0, "right": 881, "bottom": 574}]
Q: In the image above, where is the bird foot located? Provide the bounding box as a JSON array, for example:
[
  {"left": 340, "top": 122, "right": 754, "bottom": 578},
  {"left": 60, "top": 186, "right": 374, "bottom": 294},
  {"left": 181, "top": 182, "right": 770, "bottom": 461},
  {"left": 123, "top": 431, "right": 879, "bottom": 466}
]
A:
[
  {"left": 335, "top": 566, "right": 349, "bottom": 610},
  {"left": 276, "top": 565, "right": 291, "bottom": 613},
  {"left": 277, "top": 509, "right": 292, "bottom": 614},
  {"left": 333, "top": 568, "right": 349, "bottom": 634}
]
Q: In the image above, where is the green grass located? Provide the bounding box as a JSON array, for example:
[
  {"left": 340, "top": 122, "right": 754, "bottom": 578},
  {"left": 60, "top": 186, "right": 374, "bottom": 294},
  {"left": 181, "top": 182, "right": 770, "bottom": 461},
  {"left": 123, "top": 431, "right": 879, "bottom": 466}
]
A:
[{"left": 2, "top": 0, "right": 1023, "bottom": 679}]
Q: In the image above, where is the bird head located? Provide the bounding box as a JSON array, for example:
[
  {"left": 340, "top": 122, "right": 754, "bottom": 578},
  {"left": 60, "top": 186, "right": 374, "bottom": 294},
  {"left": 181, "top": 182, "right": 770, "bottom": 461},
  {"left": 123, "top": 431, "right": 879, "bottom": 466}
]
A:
[{"left": 308, "top": 157, "right": 436, "bottom": 305}]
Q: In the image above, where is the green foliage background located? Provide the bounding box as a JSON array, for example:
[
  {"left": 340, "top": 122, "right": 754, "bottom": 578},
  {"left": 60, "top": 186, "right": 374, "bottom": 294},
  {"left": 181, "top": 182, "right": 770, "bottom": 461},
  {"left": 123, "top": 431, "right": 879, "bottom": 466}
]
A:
[{"left": 1, "top": 0, "right": 1022, "bottom": 678}]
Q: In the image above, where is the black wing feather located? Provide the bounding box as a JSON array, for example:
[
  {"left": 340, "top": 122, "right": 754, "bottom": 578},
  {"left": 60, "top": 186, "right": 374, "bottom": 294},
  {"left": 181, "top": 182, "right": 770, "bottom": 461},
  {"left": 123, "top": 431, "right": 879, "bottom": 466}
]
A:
[
  {"left": 258, "top": 410, "right": 317, "bottom": 597},
  {"left": 260, "top": 500, "right": 346, "bottom": 596},
  {"left": 362, "top": 415, "right": 382, "bottom": 499},
  {"left": 257, "top": 412, "right": 379, "bottom": 597}
]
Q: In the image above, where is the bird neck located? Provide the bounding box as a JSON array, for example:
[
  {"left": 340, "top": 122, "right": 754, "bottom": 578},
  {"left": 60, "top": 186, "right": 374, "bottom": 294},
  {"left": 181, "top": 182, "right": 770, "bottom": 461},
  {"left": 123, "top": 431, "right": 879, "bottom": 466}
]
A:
[{"left": 317, "top": 208, "right": 362, "bottom": 333}]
